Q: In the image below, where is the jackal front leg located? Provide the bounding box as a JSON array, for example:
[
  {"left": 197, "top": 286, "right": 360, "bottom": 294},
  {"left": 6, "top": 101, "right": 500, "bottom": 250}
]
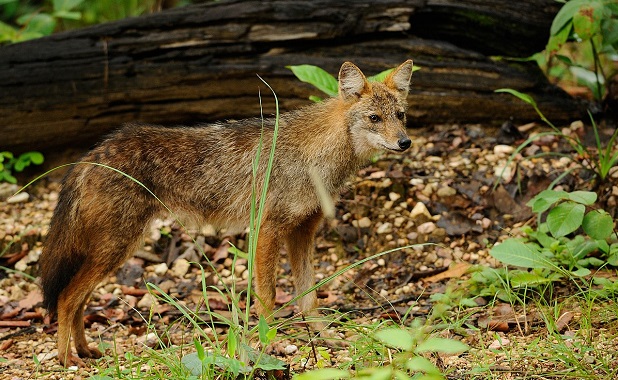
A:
[{"left": 254, "top": 223, "right": 282, "bottom": 318}]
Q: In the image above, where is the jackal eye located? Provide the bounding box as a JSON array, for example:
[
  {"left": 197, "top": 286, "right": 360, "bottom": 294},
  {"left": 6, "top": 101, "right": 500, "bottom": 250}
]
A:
[
  {"left": 396, "top": 111, "right": 405, "bottom": 120},
  {"left": 369, "top": 114, "right": 382, "bottom": 123}
]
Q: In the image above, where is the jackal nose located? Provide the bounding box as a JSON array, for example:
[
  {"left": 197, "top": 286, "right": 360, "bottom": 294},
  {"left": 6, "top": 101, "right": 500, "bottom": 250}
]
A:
[{"left": 398, "top": 137, "right": 411, "bottom": 151}]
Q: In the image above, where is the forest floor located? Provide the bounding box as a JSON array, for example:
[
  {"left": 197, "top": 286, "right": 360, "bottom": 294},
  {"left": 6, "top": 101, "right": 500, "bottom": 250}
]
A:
[{"left": 1, "top": 122, "right": 617, "bottom": 379}]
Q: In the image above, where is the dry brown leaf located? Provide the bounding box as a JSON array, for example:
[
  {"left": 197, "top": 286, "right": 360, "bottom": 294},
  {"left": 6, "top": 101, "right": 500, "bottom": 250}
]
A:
[
  {"left": 17, "top": 289, "right": 42, "bottom": 310},
  {"left": 423, "top": 262, "right": 470, "bottom": 283}
]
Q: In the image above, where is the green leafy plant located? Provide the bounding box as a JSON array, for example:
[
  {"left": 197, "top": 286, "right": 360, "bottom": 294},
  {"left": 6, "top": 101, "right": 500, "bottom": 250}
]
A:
[
  {"left": 0, "top": 151, "right": 44, "bottom": 183},
  {"left": 537, "top": 0, "right": 618, "bottom": 103},
  {"left": 496, "top": 88, "right": 618, "bottom": 188},
  {"left": 490, "top": 189, "right": 617, "bottom": 275},
  {"left": 287, "top": 64, "right": 421, "bottom": 102},
  {"left": 295, "top": 320, "right": 469, "bottom": 380},
  {"left": 0, "top": 0, "right": 85, "bottom": 43}
]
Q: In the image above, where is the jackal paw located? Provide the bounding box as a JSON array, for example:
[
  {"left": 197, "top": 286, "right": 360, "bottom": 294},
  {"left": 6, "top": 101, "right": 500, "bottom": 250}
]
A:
[
  {"left": 77, "top": 346, "right": 103, "bottom": 359},
  {"left": 59, "top": 353, "right": 87, "bottom": 368}
]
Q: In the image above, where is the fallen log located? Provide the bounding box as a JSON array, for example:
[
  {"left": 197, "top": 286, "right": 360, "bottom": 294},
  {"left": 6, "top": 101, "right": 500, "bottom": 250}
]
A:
[{"left": 0, "top": 0, "right": 584, "bottom": 153}]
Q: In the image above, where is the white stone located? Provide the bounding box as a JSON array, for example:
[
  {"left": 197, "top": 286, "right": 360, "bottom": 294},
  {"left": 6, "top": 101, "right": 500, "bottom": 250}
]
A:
[
  {"left": 417, "top": 222, "right": 436, "bottom": 235},
  {"left": 284, "top": 344, "right": 298, "bottom": 355},
  {"left": 389, "top": 192, "right": 401, "bottom": 201},
  {"left": 171, "top": 258, "right": 191, "bottom": 277},
  {"left": 493, "top": 145, "right": 515, "bottom": 156},
  {"left": 137, "top": 293, "right": 156, "bottom": 309},
  {"left": 377, "top": 223, "right": 392, "bottom": 234},
  {"left": 153, "top": 263, "right": 168, "bottom": 276},
  {"left": 357, "top": 217, "right": 372, "bottom": 228},
  {"left": 6, "top": 192, "right": 29, "bottom": 203}
]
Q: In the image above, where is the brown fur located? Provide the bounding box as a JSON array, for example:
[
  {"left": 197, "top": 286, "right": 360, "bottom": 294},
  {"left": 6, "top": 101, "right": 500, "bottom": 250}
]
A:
[{"left": 39, "top": 60, "right": 414, "bottom": 367}]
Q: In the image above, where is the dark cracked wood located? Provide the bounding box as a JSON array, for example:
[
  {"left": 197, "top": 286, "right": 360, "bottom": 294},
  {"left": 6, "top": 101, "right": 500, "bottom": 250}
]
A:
[{"left": 0, "top": 0, "right": 585, "bottom": 153}]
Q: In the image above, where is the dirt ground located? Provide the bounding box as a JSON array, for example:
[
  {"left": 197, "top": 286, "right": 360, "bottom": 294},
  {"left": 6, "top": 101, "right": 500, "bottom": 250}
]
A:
[{"left": 1, "top": 122, "right": 617, "bottom": 379}]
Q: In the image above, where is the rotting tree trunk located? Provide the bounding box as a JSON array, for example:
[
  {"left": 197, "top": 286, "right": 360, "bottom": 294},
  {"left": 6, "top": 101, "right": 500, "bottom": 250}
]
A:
[{"left": 0, "top": 0, "right": 585, "bottom": 153}]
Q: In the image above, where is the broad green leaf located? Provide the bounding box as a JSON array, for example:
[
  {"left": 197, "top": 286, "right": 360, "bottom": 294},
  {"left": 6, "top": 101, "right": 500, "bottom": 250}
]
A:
[
  {"left": 571, "top": 267, "right": 591, "bottom": 276},
  {"left": 13, "top": 158, "right": 27, "bottom": 172},
  {"left": 19, "top": 14, "right": 56, "bottom": 37},
  {"left": 25, "top": 152, "right": 44, "bottom": 165},
  {"left": 509, "top": 272, "right": 554, "bottom": 287},
  {"left": 258, "top": 315, "right": 271, "bottom": 345},
  {"left": 243, "top": 343, "right": 286, "bottom": 371},
  {"left": 550, "top": 0, "right": 590, "bottom": 35},
  {"left": 53, "top": 0, "right": 85, "bottom": 12},
  {"left": 374, "top": 327, "right": 414, "bottom": 351},
  {"left": 253, "top": 353, "right": 287, "bottom": 371},
  {"left": 368, "top": 68, "right": 395, "bottom": 82},
  {"left": 406, "top": 356, "right": 441, "bottom": 374},
  {"left": 0, "top": 171, "right": 17, "bottom": 184},
  {"left": 415, "top": 337, "right": 469, "bottom": 354},
  {"left": 0, "top": 21, "right": 17, "bottom": 43},
  {"left": 490, "top": 238, "right": 551, "bottom": 269},
  {"left": 309, "top": 95, "right": 323, "bottom": 102},
  {"left": 601, "top": 18, "right": 618, "bottom": 47},
  {"left": 567, "top": 190, "right": 597, "bottom": 205},
  {"left": 608, "top": 251, "right": 618, "bottom": 266},
  {"left": 566, "top": 236, "right": 600, "bottom": 260},
  {"left": 546, "top": 23, "right": 571, "bottom": 54},
  {"left": 572, "top": 2, "right": 603, "bottom": 40},
  {"left": 547, "top": 202, "right": 585, "bottom": 238},
  {"left": 582, "top": 209, "right": 614, "bottom": 240},
  {"left": 495, "top": 89, "right": 537, "bottom": 106},
  {"left": 287, "top": 65, "right": 338, "bottom": 97},
  {"left": 526, "top": 189, "right": 569, "bottom": 212},
  {"left": 181, "top": 352, "right": 203, "bottom": 376},
  {"left": 526, "top": 229, "right": 556, "bottom": 249},
  {"left": 294, "top": 368, "right": 350, "bottom": 380},
  {"left": 367, "top": 65, "right": 421, "bottom": 82},
  {"left": 53, "top": 10, "right": 82, "bottom": 20},
  {"left": 363, "top": 367, "right": 392, "bottom": 380}
]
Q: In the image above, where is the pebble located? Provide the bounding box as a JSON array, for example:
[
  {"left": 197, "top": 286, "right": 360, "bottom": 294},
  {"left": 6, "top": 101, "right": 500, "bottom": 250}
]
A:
[
  {"left": 6, "top": 192, "right": 29, "bottom": 204},
  {"left": 389, "top": 192, "right": 401, "bottom": 201},
  {"left": 376, "top": 222, "right": 392, "bottom": 234},
  {"left": 417, "top": 221, "right": 436, "bottom": 235},
  {"left": 377, "top": 258, "right": 386, "bottom": 266},
  {"left": 137, "top": 293, "right": 156, "bottom": 309},
  {"left": 410, "top": 202, "right": 432, "bottom": 224},
  {"left": 394, "top": 216, "right": 405, "bottom": 227},
  {"left": 284, "top": 344, "right": 298, "bottom": 355},
  {"left": 357, "top": 217, "right": 372, "bottom": 228},
  {"left": 153, "top": 263, "right": 168, "bottom": 276},
  {"left": 493, "top": 145, "right": 515, "bottom": 156},
  {"left": 171, "top": 258, "right": 191, "bottom": 277},
  {"left": 436, "top": 186, "right": 456, "bottom": 197}
]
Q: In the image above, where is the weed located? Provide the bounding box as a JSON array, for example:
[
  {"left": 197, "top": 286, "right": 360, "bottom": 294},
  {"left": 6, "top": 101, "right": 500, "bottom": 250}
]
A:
[
  {"left": 495, "top": 88, "right": 618, "bottom": 189},
  {"left": 0, "top": 151, "right": 44, "bottom": 183}
]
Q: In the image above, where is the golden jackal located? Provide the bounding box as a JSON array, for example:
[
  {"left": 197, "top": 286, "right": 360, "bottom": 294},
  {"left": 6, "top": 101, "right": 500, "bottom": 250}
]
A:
[{"left": 39, "top": 60, "right": 414, "bottom": 367}]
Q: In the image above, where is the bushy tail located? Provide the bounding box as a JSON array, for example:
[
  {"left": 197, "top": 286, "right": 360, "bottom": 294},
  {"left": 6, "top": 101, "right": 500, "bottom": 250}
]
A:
[{"left": 39, "top": 184, "right": 85, "bottom": 317}]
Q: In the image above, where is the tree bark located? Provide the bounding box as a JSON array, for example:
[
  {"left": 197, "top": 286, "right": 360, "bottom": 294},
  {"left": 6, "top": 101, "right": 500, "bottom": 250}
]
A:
[{"left": 0, "top": 0, "right": 584, "bottom": 153}]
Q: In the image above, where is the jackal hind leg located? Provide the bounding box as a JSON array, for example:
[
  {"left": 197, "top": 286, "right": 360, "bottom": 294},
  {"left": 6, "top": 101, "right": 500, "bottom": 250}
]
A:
[
  {"left": 56, "top": 262, "right": 108, "bottom": 366},
  {"left": 285, "top": 211, "right": 323, "bottom": 316}
]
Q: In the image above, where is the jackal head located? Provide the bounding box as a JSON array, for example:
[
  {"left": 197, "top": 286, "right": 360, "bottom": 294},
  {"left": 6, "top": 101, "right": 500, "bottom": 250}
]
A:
[{"left": 339, "top": 60, "right": 414, "bottom": 159}]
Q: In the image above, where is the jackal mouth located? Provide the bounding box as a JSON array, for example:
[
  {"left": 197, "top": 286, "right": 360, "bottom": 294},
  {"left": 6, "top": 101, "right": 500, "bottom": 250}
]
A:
[{"left": 382, "top": 144, "right": 407, "bottom": 153}]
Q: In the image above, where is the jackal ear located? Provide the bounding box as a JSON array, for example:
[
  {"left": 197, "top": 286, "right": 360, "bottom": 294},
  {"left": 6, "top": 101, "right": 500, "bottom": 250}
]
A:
[
  {"left": 338, "top": 62, "right": 370, "bottom": 101},
  {"left": 385, "top": 59, "right": 414, "bottom": 96}
]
